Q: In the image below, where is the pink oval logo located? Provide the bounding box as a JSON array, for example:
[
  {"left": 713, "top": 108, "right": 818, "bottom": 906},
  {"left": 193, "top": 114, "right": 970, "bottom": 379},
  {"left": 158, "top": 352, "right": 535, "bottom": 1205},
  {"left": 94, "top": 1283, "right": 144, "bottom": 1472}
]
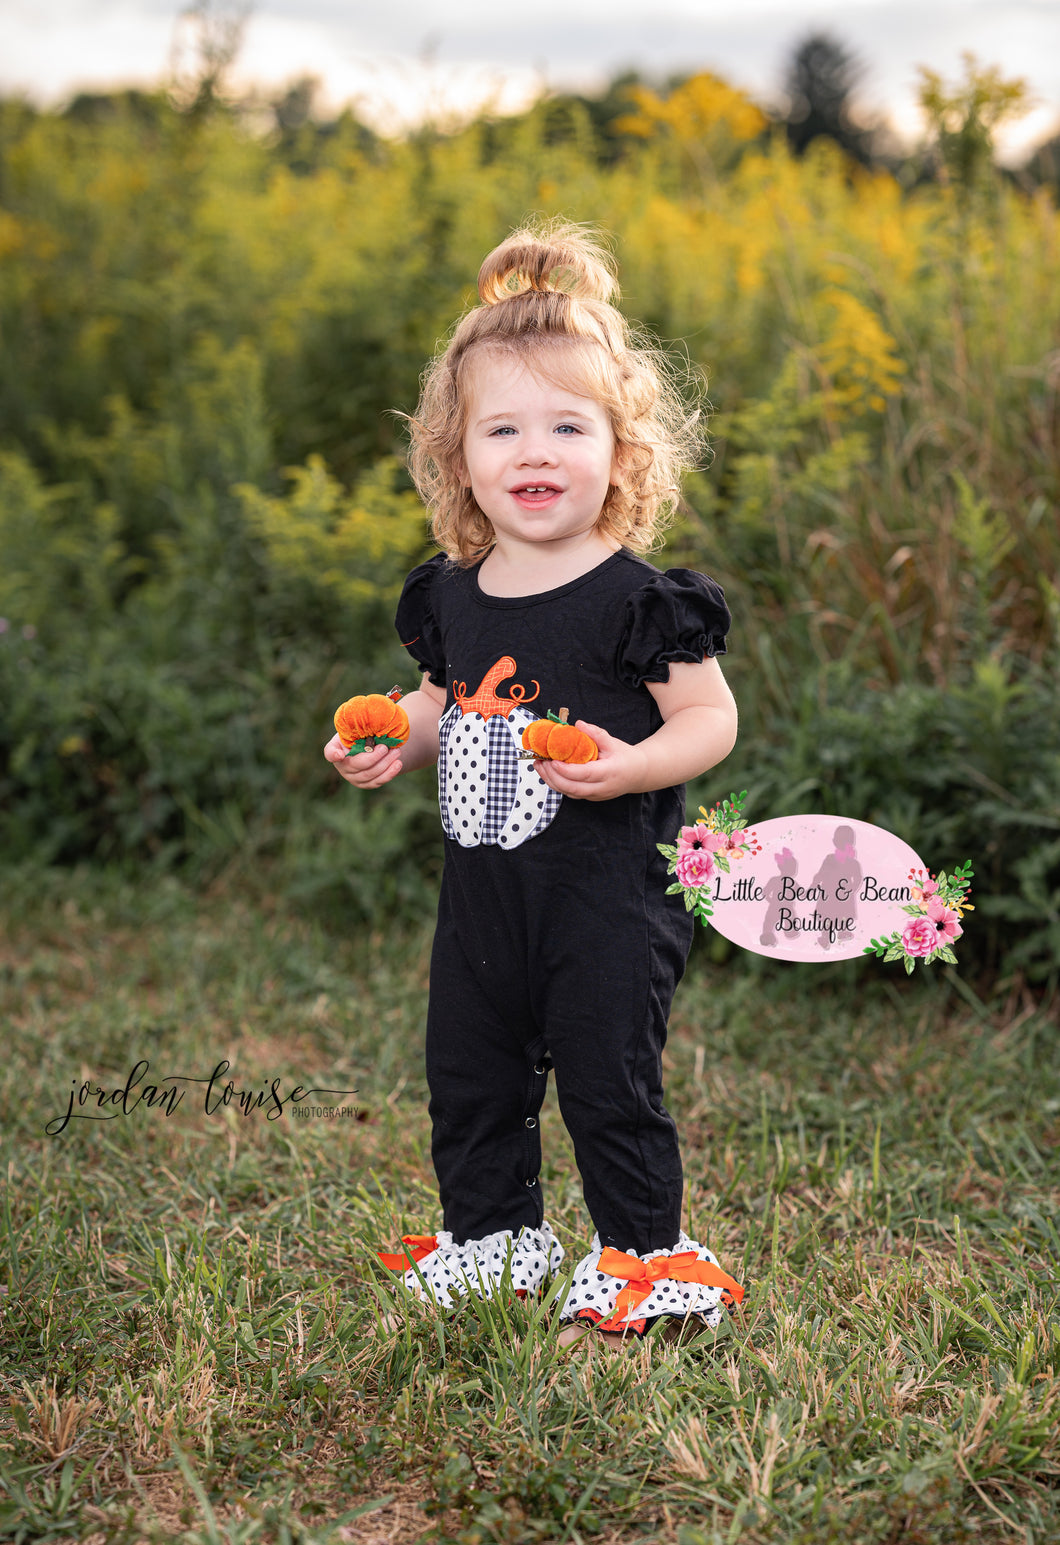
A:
[{"left": 704, "top": 815, "right": 928, "bottom": 962}]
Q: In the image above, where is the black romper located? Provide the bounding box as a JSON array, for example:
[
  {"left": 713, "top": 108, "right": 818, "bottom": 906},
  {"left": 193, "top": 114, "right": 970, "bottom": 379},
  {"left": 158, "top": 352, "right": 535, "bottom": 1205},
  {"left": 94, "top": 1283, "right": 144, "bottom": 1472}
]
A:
[{"left": 395, "top": 549, "right": 731, "bottom": 1256}]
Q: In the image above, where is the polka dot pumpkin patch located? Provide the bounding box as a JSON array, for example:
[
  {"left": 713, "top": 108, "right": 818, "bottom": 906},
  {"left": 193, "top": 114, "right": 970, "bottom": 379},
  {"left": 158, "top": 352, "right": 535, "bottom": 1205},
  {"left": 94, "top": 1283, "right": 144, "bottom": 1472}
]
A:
[{"left": 437, "top": 656, "right": 562, "bottom": 849}]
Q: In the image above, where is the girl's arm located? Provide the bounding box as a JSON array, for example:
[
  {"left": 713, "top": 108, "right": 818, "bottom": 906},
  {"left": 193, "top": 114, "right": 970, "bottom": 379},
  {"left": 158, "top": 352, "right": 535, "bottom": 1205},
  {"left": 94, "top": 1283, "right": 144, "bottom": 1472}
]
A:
[
  {"left": 532, "top": 656, "right": 737, "bottom": 802},
  {"left": 324, "top": 676, "right": 447, "bottom": 790}
]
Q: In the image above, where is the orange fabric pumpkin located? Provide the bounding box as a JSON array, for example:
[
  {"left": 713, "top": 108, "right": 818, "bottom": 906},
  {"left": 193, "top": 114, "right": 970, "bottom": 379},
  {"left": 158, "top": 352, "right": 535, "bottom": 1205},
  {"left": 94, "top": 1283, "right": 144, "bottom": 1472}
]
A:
[
  {"left": 335, "top": 691, "right": 410, "bottom": 754},
  {"left": 520, "top": 708, "right": 598, "bottom": 764}
]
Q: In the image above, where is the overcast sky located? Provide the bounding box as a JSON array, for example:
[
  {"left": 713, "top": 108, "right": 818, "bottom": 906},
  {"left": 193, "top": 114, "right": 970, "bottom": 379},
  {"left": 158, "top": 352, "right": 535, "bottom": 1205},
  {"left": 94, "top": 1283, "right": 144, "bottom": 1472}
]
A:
[{"left": 3, "top": 0, "right": 1058, "bottom": 158}]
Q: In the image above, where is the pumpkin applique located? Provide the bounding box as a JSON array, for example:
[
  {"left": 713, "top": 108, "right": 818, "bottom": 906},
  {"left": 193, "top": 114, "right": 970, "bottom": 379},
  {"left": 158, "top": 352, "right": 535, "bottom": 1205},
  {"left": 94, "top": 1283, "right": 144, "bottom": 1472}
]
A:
[
  {"left": 436, "top": 656, "right": 562, "bottom": 849},
  {"left": 335, "top": 689, "right": 410, "bottom": 755},
  {"left": 520, "top": 708, "right": 598, "bottom": 764}
]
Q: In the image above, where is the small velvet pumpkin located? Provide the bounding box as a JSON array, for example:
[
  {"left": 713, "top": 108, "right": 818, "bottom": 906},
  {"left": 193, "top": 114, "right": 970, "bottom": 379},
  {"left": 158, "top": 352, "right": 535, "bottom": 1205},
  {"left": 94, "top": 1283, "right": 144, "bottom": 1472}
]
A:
[
  {"left": 520, "top": 707, "right": 598, "bottom": 764},
  {"left": 335, "top": 690, "right": 410, "bottom": 755}
]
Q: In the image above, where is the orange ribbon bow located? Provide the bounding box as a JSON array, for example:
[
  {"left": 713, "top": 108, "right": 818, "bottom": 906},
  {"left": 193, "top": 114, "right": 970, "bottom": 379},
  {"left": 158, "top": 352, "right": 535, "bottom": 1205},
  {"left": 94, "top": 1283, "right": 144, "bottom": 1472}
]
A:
[
  {"left": 596, "top": 1247, "right": 744, "bottom": 1329},
  {"left": 377, "top": 1234, "right": 439, "bottom": 1271}
]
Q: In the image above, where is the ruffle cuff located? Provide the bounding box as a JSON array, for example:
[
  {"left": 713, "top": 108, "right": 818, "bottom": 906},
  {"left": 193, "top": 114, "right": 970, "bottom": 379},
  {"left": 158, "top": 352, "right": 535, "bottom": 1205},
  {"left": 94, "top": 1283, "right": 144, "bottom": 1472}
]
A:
[
  {"left": 617, "top": 568, "right": 731, "bottom": 688},
  {"left": 561, "top": 1231, "right": 743, "bottom": 1333},
  {"left": 378, "top": 1221, "right": 564, "bottom": 1308}
]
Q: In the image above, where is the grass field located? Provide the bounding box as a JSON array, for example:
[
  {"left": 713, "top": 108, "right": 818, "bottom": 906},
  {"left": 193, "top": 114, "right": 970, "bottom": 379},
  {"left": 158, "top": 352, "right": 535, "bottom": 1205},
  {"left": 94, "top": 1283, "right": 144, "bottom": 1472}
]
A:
[{"left": 1, "top": 867, "right": 1057, "bottom": 1544}]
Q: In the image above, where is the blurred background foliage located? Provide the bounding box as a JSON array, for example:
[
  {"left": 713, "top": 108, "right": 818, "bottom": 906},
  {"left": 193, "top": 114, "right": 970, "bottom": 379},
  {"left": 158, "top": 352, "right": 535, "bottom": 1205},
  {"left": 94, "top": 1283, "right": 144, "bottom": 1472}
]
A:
[{"left": 0, "top": 40, "right": 1057, "bottom": 988}]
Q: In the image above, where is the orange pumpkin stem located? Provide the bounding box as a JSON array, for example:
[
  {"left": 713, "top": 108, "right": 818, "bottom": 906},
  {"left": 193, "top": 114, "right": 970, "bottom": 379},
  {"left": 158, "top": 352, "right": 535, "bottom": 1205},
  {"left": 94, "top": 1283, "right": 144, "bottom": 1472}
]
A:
[{"left": 453, "top": 656, "right": 540, "bottom": 720}]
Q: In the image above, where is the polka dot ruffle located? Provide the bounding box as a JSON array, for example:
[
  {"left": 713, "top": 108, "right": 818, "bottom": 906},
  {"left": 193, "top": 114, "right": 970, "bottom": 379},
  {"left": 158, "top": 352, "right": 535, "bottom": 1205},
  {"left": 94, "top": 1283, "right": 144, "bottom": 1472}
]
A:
[
  {"left": 560, "top": 1231, "right": 733, "bottom": 1331},
  {"left": 396, "top": 1221, "right": 565, "bottom": 1308}
]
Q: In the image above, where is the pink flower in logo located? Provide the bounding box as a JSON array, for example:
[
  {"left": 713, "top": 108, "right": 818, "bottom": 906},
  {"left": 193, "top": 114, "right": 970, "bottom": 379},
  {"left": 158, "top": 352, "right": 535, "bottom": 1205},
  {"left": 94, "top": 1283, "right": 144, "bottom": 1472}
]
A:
[
  {"left": 676, "top": 847, "right": 715, "bottom": 889},
  {"left": 902, "top": 918, "right": 937, "bottom": 958},
  {"left": 679, "top": 823, "right": 727, "bottom": 855},
  {"left": 678, "top": 823, "right": 712, "bottom": 853},
  {"left": 926, "top": 896, "right": 962, "bottom": 943},
  {"left": 718, "top": 827, "right": 747, "bottom": 855}
]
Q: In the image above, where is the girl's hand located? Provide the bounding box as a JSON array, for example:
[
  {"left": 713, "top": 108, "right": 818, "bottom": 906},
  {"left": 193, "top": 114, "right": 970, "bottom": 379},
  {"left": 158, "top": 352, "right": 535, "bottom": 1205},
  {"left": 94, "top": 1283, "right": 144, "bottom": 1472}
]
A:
[
  {"left": 323, "top": 678, "right": 445, "bottom": 788},
  {"left": 530, "top": 722, "right": 648, "bottom": 802},
  {"left": 323, "top": 733, "right": 405, "bottom": 789}
]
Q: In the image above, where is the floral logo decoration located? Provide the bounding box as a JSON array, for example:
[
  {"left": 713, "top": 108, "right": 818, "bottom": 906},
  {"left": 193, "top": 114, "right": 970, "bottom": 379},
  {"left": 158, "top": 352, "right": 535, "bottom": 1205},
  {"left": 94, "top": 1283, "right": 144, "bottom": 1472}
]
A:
[
  {"left": 661, "top": 795, "right": 974, "bottom": 972},
  {"left": 658, "top": 790, "right": 760, "bottom": 927},
  {"left": 863, "top": 862, "right": 974, "bottom": 973}
]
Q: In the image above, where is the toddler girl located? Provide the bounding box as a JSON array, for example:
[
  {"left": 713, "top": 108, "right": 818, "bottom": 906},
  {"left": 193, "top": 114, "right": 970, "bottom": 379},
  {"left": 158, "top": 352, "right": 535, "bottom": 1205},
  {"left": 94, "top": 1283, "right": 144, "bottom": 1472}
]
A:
[{"left": 325, "top": 223, "right": 742, "bottom": 1342}]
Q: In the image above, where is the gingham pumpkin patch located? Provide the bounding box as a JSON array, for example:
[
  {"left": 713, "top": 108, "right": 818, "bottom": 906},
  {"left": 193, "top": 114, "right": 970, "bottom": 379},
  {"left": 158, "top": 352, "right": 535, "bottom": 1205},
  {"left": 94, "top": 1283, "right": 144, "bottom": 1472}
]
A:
[{"left": 438, "top": 655, "right": 562, "bottom": 849}]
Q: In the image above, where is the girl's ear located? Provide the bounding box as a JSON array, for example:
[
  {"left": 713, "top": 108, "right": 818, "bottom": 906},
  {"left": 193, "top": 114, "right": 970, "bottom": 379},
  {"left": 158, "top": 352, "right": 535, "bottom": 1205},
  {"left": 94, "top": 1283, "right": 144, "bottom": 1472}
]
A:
[{"left": 455, "top": 453, "right": 471, "bottom": 489}]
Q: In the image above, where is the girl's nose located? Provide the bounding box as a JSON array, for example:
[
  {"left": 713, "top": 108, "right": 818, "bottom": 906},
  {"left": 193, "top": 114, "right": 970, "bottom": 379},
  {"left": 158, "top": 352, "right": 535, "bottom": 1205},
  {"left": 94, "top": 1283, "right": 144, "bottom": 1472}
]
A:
[{"left": 518, "top": 439, "right": 557, "bottom": 465}]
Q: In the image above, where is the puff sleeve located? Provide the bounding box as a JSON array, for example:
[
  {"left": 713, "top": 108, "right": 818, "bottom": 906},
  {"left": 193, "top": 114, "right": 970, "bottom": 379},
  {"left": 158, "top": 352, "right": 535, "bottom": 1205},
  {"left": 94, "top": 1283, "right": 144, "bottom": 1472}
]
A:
[
  {"left": 394, "top": 555, "right": 448, "bottom": 689},
  {"left": 617, "top": 567, "right": 731, "bottom": 689}
]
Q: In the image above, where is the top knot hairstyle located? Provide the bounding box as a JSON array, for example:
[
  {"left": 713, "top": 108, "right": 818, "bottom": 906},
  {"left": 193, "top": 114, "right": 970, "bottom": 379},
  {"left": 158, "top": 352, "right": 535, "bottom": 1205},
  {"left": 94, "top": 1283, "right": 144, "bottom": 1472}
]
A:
[
  {"left": 476, "top": 226, "right": 619, "bottom": 309},
  {"left": 407, "top": 221, "right": 703, "bottom": 564}
]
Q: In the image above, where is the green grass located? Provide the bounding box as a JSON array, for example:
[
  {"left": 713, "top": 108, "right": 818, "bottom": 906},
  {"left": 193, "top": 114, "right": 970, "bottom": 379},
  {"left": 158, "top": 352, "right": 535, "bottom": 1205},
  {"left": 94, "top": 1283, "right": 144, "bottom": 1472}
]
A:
[{"left": 1, "top": 866, "right": 1057, "bottom": 1544}]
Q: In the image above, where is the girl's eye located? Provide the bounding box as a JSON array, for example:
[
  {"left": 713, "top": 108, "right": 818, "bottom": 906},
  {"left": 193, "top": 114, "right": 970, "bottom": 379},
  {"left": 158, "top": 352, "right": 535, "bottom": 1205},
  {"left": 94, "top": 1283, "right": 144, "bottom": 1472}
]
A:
[
  {"left": 555, "top": 424, "right": 579, "bottom": 435},
  {"left": 490, "top": 425, "right": 517, "bottom": 436}
]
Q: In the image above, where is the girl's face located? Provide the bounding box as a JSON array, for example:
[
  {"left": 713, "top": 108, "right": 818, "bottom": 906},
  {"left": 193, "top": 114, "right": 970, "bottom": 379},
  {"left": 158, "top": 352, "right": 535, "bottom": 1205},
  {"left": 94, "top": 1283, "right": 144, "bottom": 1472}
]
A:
[{"left": 461, "top": 353, "right": 618, "bottom": 558}]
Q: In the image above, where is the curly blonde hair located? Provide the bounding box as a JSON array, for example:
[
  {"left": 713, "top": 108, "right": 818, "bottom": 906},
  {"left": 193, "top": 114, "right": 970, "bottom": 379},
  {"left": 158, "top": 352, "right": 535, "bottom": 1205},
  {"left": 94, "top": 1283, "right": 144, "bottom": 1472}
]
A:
[{"left": 407, "top": 221, "right": 703, "bottom": 565}]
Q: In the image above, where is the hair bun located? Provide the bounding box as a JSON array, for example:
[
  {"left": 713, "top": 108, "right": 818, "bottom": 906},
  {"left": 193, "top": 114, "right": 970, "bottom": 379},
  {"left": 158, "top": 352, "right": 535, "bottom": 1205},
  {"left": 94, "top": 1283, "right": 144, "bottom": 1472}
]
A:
[{"left": 478, "top": 221, "right": 618, "bottom": 307}]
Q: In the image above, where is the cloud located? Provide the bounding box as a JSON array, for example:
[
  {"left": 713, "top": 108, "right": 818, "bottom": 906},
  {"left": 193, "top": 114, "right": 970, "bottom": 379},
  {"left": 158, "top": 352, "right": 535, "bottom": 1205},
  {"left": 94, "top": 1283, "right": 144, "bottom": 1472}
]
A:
[
  {"left": 1, "top": 0, "right": 1056, "bottom": 155},
  {"left": 1, "top": 2, "right": 175, "bottom": 99}
]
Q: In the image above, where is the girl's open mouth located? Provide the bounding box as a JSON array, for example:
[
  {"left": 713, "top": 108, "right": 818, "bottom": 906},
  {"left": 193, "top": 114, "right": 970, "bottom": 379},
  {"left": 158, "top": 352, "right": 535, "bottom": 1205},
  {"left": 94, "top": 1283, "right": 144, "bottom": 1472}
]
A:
[{"left": 511, "top": 484, "right": 562, "bottom": 505}]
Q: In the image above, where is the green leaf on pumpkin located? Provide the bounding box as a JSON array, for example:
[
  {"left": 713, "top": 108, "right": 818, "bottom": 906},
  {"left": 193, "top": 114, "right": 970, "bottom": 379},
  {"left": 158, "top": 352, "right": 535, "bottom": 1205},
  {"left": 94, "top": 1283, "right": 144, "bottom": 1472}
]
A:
[{"left": 344, "top": 734, "right": 405, "bottom": 754}]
